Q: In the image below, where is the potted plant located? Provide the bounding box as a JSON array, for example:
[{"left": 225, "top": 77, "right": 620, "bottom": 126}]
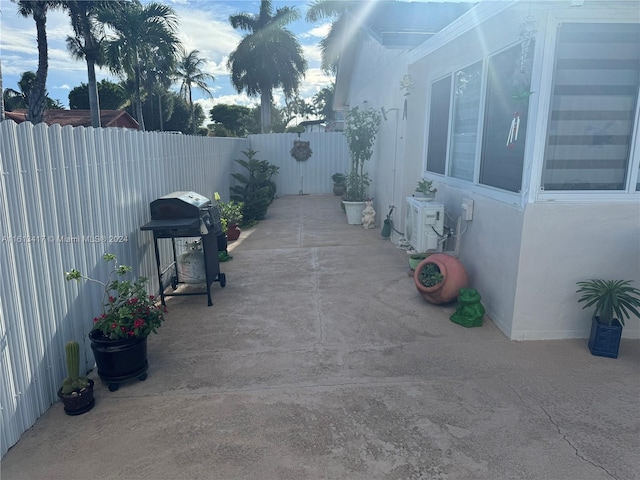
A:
[
  {"left": 414, "top": 179, "right": 437, "bottom": 200},
  {"left": 331, "top": 172, "right": 346, "bottom": 196},
  {"left": 414, "top": 253, "right": 469, "bottom": 304},
  {"left": 576, "top": 279, "right": 640, "bottom": 358},
  {"left": 65, "top": 253, "right": 166, "bottom": 391},
  {"left": 57, "top": 340, "right": 95, "bottom": 415},
  {"left": 408, "top": 253, "right": 430, "bottom": 271},
  {"left": 342, "top": 107, "right": 382, "bottom": 224},
  {"left": 219, "top": 200, "right": 244, "bottom": 241},
  {"left": 230, "top": 149, "right": 279, "bottom": 223}
]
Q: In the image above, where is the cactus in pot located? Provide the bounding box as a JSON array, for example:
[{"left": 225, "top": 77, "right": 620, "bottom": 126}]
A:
[
  {"left": 58, "top": 341, "right": 95, "bottom": 415},
  {"left": 61, "top": 341, "right": 90, "bottom": 395}
]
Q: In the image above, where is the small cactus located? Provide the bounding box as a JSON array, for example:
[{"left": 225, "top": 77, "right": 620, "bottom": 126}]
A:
[
  {"left": 66, "top": 341, "right": 80, "bottom": 381},
  {"left": 60, "top": 341, "right": 90, "bottom": 395}
]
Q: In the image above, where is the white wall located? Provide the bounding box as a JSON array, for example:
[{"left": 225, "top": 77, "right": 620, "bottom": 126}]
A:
[
  {"left": 389, "top": 1, "right": 640, "bottom": 340},
  {"left": 337, "top": 33, "right": 414, "bottom": 231},
  {"left": 514, "top": 202, "right": 640, "bottom": 340}
]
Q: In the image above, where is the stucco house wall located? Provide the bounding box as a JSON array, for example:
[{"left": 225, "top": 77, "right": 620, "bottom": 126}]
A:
[
  {"left": 340, "top": 1, "right": 640, "bottom": 340},
  {"left": 335, "top": 32, "right": 414, "bottom": 233}
]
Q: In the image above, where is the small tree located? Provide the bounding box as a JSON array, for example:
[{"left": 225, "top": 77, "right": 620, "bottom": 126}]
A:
[
  {"left": 343, "top": 107, "right": 381, "bottom": 201},
  {"left": 230, "top": 149, "right": 279, "bottom": 223}
]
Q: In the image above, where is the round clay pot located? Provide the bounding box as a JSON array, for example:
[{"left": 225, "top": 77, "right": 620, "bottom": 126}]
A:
[{"left": 413, "top": 253, "right": 469, "bottom": 304}]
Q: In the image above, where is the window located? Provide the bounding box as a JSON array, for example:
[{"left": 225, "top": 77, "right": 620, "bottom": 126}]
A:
[
  {"left": 426, "top": 76, "right": 451, "bottom": 175},
  {"left": 450, "top": 61, "right": 482, "bottom": 181},
  {"left": 480, "top": 45, "right": 532, "bottom": 192},
  {"left": 542, "top": 23, "right": 640, "bottom": 191},
  {"left": 424, "top": 43, "right": 533, "bottom": 193}
]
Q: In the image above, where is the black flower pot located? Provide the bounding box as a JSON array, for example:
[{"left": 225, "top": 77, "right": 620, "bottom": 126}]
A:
[
  {"left": 57, "top": 379, "right": 95, "bottom": 416},
  {"left": 89, "top": 331, "right": 148, "bottom": 391},
  {"left": 217, "top": 233, "right": 228, "bottom": 252}
]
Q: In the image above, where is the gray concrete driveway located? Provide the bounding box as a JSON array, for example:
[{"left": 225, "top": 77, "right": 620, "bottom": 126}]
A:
[{"left": 2, "top": 194, "right": 638, "bottom": 480}]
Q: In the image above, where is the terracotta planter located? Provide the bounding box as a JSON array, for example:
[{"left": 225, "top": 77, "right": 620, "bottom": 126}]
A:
[
  {"left": 414, "top": 253, "right": 469, "bottom": 304},
  {"left": 227, "top": 224, "right": 241, "bottom": 241}
]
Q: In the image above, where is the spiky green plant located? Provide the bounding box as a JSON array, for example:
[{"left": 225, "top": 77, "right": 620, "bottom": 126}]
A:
[
  {"left": 576, "top": 279, "right": 640, "bottom": 326},
  {"left": 61, "top": 341, "right": 89, "bottom": 395}
]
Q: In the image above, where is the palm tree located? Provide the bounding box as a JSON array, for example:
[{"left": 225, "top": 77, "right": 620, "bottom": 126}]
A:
[
  {"left": 175, "top": 49, "right": 214, "bottom": 134},
  {"left": 144, "top": 52, "right": 175, "bottom": 132},
  {"left": 62, "top": 1, "right": 120, "bottom": 128},
  {"left": 312, "top": 83, "right": 335, "bottom": 121},
  {"left": 305, "top": 0, "right": 350, "bottom": 74},
  {"left": 15, "top": 0, "right": 59, "bottom": 124},
  {"left": 98, "top": 0, "right": 179, "bottom": 131},
  {"left": 228, "top": 0, "right": 307, "bottom": 133}
]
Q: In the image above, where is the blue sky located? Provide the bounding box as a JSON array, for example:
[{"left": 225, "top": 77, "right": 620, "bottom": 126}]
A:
[
  {"left": 0, "top": 0, "right": 335, "bottom": 115},
  {"left": 0, "top": 0, "right": 473, "bottom": 117}
]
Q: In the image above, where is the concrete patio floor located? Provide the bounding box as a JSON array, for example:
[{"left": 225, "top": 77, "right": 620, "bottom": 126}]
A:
[{"left": 2, "top": 194, "right": 639, "bottom": 480}]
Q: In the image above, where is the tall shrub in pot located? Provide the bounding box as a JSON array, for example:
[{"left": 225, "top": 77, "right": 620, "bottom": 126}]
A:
[
  {"left": 342, "top": 107, "right": 381, "bottom": 224},
  {"left": 343, "top": 106, "right": 381, "bottom": 201}
]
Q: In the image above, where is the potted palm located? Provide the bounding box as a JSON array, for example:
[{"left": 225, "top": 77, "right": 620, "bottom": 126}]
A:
[
  {"left": 57, "top": 340, "right": 95, "bottom": 415},
  {"left": 576, "top": 279, "right": 640, "bottom": 358},
  {"left": 342, "top": 107, "right": 382, "bottom": 224},
  {"left": 65, "top": 253, "right": 166, "bottom": 391},
  {"left": 414, "top": 253, "right": 469, "bottom": 304}
]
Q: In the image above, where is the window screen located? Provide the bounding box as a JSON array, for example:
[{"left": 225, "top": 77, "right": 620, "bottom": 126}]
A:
[
  {"left": 480, "top": 44, "right": 531, "bottom": 192},
  {"left": 426, "top": 76, "right": 451, "bottom": 175},
  {"left": 450, "top": 61, "right": 483, "bottom": 181},
  {"left": 542, "top": 23, "right": 640, "bottom": 191}
]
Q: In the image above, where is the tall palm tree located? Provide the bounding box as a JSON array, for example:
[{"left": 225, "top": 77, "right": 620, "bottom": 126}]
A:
[
  {"left": 175, "top": 49, "right": 214, "bottom": 134},
  {"left": 143, "top": 49, "right": 175, "bottom": 131},
  {"left": 228, "top": 0, "right": 307, "bottom": 133},
  {"left": 15, "top": 0, "right": 59, "bottom": 124},
  {"left": 305, "top": 0, "right": 350, "bottom": 74},
  {"left": 62, "top": 1, "right": 119, "bottom": 128},
  {"left": 98, "top": 0, "right": 179, "bottom": 131}
]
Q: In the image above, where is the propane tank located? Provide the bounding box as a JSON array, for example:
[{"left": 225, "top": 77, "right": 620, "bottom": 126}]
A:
[{"left": 177, "top": 241, "right": 206, "bottom": 284}]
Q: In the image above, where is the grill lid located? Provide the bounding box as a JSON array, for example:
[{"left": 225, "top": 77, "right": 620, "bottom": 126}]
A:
[{"left": 150, "top": 191, "right": 211, "bottom": 220}]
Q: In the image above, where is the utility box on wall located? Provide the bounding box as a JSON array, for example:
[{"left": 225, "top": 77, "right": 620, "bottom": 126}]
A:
[{"left": 405, "top": 197, "right": 445, "bottom": 252}]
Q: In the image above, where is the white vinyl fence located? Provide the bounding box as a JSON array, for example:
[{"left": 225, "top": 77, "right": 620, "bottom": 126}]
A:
[
  {"left": 247, "top": 132, "right": 350, "bottom": 196},
  {"left": 0, "top": 123, "right": 351, "bottom": 457},
  {"left": 0, "top": 121, "right": 249, "bottom": 457}
]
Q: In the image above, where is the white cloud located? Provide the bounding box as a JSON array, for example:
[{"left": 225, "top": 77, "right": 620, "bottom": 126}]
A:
[
  {"left": 302, "top": 44, "right": 322, "bottom": 64},
  {"left": 301, "top": 22, "right": 331, "bottom": 39}
]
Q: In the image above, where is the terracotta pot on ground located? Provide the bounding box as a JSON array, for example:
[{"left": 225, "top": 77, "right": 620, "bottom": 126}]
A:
[
  {"left": 227, "top": 223, "right": 241, "bottom": 241},
  {"left": 414, "top": 253, "right": 469, "bottom": 304}
]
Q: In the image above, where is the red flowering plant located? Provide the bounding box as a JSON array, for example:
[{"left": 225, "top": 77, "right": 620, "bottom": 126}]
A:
[{"left": 65, "top": 254, "right": 165, "bottom": 340}]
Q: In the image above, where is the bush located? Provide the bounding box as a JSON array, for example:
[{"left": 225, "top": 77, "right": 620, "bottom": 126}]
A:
[{"left": 230, "top": 149, "right": 279, "bottom": 224}]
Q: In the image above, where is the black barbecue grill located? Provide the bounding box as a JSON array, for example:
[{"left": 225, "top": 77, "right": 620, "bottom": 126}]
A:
[{"left": 140, "top": 191, "right": 226, "bottom": 306}]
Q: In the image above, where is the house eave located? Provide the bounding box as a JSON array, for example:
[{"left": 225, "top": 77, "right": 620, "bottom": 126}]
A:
[{"left": 407, "top": 0, "right": 517, "bottom": 64}]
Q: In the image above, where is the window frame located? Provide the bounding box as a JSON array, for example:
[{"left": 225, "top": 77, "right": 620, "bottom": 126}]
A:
[
  {"left": 421, "top": 13, "right": 640, "bottom": 205},
  {"left": 532, "top": 17, "right": 640, "bottom": 202}
]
